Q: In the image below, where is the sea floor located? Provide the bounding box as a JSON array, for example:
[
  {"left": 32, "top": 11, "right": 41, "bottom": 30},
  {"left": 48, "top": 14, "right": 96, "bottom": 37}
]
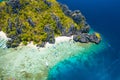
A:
[{"left": 0, "top": 36, "right": 108, "bottom": 80}]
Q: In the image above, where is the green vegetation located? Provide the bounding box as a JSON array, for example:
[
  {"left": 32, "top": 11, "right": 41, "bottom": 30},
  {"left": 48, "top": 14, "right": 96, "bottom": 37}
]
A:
[
  {"left": 95, "top": 32, "right": 101, "bottom": 39},
  {"left": 0, "top": 0, "right": 84, "bottom": 48}
]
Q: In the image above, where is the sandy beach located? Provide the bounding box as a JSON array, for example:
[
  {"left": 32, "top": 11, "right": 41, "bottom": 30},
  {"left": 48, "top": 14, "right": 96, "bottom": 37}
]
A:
[
  {"left": 0, "top": 31, "right": 106, "bottom": 80},
  {"left": 0, "top": 31, "right": 11, "bottom": 40}
]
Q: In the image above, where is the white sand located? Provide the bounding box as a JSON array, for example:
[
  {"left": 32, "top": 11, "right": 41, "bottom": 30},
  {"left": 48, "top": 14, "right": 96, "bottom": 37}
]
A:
[
  {"left": 0, "top": 34, "right": 84, "bottom": 79},
  {"left": 0, "top": 31, "right": 11, "bottom": 48},
  {"left": 0, "top": 31, "right": 106, "bottom": 80},
  {"left": 0, "top": 31, "right": 73, "bottom": 48},
  {"left": 0, "top": 31, "right": 10, "bottom": 40},
  {"left": 26, "top": 36, "right": 73, "bottom": 50},
  {"left": 55, "top": 36, "right": 73, "bottom": 43},
  {"left": 0, "top": 31, "right": 73, "bottom": 50}
]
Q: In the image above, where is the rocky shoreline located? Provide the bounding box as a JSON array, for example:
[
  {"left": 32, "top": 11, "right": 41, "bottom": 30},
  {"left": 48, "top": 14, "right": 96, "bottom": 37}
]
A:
[
  {"left": 0, "top": 0, "right": 101, "bottom": 48},
  {"left": 37, "top": 2, "right": 101, "bottom": 47}
]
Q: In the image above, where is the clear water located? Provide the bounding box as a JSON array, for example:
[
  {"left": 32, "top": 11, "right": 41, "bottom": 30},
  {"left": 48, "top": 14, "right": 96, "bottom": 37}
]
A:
[
  {"left": 49, "top": 0, "right": 120, "bottom": 80},
  {"left": 0, "top": 0, "right": 120, "bottom": 80},
  {"left": 0, "top": 37, "right": 107, "bottom": 79}
]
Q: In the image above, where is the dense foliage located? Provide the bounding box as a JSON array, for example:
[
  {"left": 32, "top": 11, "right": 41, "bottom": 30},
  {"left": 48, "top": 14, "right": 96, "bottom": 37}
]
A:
[
  {"left": 0, "top": 0, "right": 101, "bottom": 48},
  {"left": 0, "top": 0, "right": 84, "bottom": 47}
]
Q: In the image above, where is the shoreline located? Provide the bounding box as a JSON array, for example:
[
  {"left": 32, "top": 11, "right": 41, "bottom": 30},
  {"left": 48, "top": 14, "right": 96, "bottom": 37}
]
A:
[
  {"left": 0, "top": 31, "right": 107, "bottom": 80},
  {"left": 0, "top": 31, "right": 74, "bottom": 49},
  {"left": 26, "top": 36, "right": 73, "bottom": 48},
  {"left": 0, "top": 31, "right": 9, "bottom": 40},
  {"left": 0, "top": 0, "right": 107, "bottom": 79},
  {"left": 0, "top": 30, "right": 101, "bottom": 50}
]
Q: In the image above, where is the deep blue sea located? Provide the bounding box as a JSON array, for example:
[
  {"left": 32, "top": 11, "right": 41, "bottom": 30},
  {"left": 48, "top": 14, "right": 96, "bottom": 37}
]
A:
[
  {"left": 0, "top": 0, "right": 120, "bottom": 80},
  {"left": 49, "top": 0, "right": 120, "bottom": 80}
]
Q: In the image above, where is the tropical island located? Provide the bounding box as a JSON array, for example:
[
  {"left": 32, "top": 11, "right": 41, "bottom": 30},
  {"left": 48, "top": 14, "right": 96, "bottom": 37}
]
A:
[
  {"left": 0, "top": 0, "right": 107, "bottom": 80},
  {"left": 0, "top": 0, "right": 101, "bottom": 48}
]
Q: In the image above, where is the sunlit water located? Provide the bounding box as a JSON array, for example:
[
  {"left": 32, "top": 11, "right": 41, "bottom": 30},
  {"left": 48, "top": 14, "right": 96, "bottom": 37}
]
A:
[
  {"left": 0, "top": 0, "right": 118, "bottom": 80},
  {"left": 51, "top": 0, "right": 120, "bottom": 80},
  {"left": 0, "top": 36, "right": 107, "bottom": 80}
]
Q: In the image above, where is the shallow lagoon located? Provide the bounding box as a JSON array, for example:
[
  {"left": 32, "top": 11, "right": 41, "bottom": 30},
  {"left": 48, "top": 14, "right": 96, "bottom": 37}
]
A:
[
  {"left": 54, "top": 0, "right": 120, "bottom": 80},
  {"left": 0, "top": 36, "right": 107, "bottom": 80},
  {"left": 0, "top": 0, "right": 114, "bottom": 80}
]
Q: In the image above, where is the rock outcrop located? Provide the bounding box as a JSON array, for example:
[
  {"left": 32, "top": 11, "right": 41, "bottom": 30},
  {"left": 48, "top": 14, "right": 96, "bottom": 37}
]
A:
[
  {"left": 73, "top": 33, "right": 101, "bottom": 44},
  {"left": 46, "top": 32, "right": 55, "bottom": 44},
  {"left": 60, "top": 3, "right": 85, "bottom": 24},
  {"left": 7, "top": 19, "right": 12, "bottom": 31},
  {"left": 43, "top": 0, "right": 51, "bottom": 7},
  {"left": 36, "top": 42, "right": 46, "bottom": 47},
  {"left": 66, "top": 24, "right": 77, "bottom": 36},
  {"left": 27, "top": 17, "right": 35, "bottom": 27},
  {"left": 7, "top": 0, "right": 21, "bottom": 13},
  {"left": 44, "top": 25, "right": 55, "bottom": 44},
  {"left": 0, "top": 0, "right": 101, "bottom": 48}
]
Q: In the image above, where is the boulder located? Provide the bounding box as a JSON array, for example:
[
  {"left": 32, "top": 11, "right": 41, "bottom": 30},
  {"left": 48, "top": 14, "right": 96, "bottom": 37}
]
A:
[
  {"left": 51, "top": 13, "right": 60, "bottom": 22},
  {"left": 73, "top": 33, "right": 89, "bottom": 43},
  {"left": 15, "top": 17, "right": 20, "bottom": 27},
  {"left": 51, "top": 14, "right": 64, "bottom": 34},
  {"left": 27, "top": 18, "right": 35, "bottom": 27},
  {"left": 64, "top": 10, "right": 72, "bottom": 17},
  {"left": 7, "top": 0, "right": 21, "bottom": 13},
  {"left": 35, "top": 8, "right": 41, "bottom": 12},
  {"left": 7, "top": 19, "right": 12, "bottom": 30},
  {"left": 73, "top": 10, "right": 81, "bottom": 14},
  {"left": 16, "top": 28, "right": 22, "bottom": 34},
  {"left": 75, "top": 30, "right": 82, "bottom": 35},
  {"left": 37, "top": 42, "right": 46, "bottom": 47},
  {"left": 69, "top": 25, "right": 76, "bottom": 33},
  {"left": 46, "top": 31, "right": 55, "bottom": 44},
  {"left": 60, "top": 3, "right": 72, "bottom": 16},
  {"left": 6, "top": 39, "right": 20, "bottom": 48},
  {"left": 60, "top": 3, "right": 84, "bottom": 24},
  {"left": 79, "top": 38, "right": 88, "bottom": 43},
  {"left": 72, "top": 12, "right": 83, "bottom": 24},
  {"left": 6, "top": 40, "right": 13, "bottom": 48},
  {"left": 67, "top": 24, "right": 77, "bottom": 36},
  {"left": 56, "top": 21, "right": 63, "bottom": 32},
  {"left": 73, "top": 35, "right": 80, "bottom": 42},
  {"left": 66, "top": 32, "right": 73, "bottom": 37},
  {"left": 89, "top": 34, "right": 101, "bottom": 44},
  {"left": 48, "top": 38, "right": 55, "bottom": 44},
  {"left": 59, "top": 3, "right": 69, "bottom": 12},
  {"left": 61, "top": 28, "right": 66, "bottom": 36},
  {"left": 80, "top": 25, "right": 90, "bottom": 33},
  {"left": 11, "top": 42, "right": 19, "bottom": 48},
  {"left": 44, "top": 25, "right": 51, "bottom": 33},
  {"left": 43, "top": 0, "right": 51, "bottom": 7},
  {"left": 79, "top": 33, "right": 89, "bottom": 43}
]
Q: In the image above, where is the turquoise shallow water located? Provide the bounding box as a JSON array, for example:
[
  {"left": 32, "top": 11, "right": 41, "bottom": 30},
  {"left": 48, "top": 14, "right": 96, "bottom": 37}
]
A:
[
  {"left": 0, "top": 36, "right": 108, "bottom": 80},
  {"left": 48, "top": 38, "right": 108, "bottom": 80},
  {"left": 0, "top": 0, "right": 109, "bottom": 79},
  {"left": 56, "top": 0, "right": 120, "bottom": 79}
]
